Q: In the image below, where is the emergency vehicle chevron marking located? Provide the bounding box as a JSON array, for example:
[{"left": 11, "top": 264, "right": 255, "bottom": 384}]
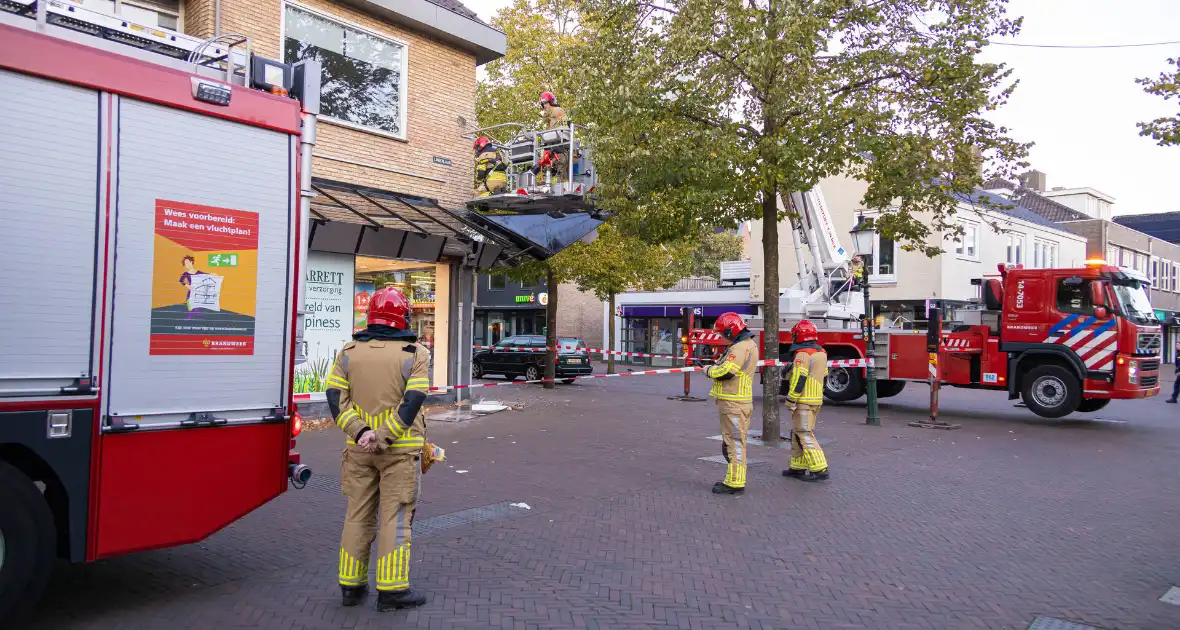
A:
[{"left": 1044, "top": 315, "right": 1118, "bottom": 372}]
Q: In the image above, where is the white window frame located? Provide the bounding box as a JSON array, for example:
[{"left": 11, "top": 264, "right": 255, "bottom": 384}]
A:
[
  {"left": 1173, "top": 262, "right": 1179, "bottom": 292},
  {"left": 1033, "top": 238, "right": 1058, "bottom": 269},
  {"left": 858, "top": 214, "right": 899, "bottom": 284},
  {"left": 281, "top": 1, "right": 410, "bottom": 141},
  {"left": 1105, "top": 245, "right": 1118, "bottom": 266},
  {"left": 953, "top": 220, "right": 980, "bottom": 261},
  {"left": 1007, "top": 232, "right": 1025, "bottom": 265},
  {"left": 1150, "top": 255, "right": 1160, "bottom": 288}
]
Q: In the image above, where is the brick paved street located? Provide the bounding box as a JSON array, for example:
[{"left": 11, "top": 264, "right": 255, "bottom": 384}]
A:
[{"left": 16, "top": 374, "right": 1180, "bottom": 630}]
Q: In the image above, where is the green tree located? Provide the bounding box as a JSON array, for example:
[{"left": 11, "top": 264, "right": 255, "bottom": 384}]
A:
[
  {"left": 689, "top": 229, "right": 746, "bottom": 278},
  {"left": 552, "top": 224, "right": 693, "bottom": 373},
  {"left": 1137, "top": 57, "right": 1180, "bottom": 147},
  {"left": 574, "top": 0, "right": 1029, "bottom": 441},
  {"left": 477, "top": 0, "right": 585, "bottom": 132}
]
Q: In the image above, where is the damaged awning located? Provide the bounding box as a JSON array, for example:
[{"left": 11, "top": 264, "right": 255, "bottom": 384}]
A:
[
  {"left": 307, "top": 178, "right": 603, "bottom": 267},
  {"left": 308, "top": 178, "right": 515, "bottom": 269}
]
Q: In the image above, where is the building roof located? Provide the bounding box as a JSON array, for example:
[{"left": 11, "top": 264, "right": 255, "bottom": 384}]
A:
[
  {"left": 955, "top": 186, "right": 1078, "bottom": 234},
  {"left": 425, "top": 0, "right": 485, "bottom": 25},
  {"left": 1113, "top": 211, "right": 1180, "bottom": 244},
  {"left": 980, "top": 178, "right": 1092, "bottom": 223}
]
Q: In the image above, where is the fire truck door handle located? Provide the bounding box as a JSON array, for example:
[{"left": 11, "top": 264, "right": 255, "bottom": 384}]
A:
[
  {"left": 181, "top": 412, "right": 228, "bottom": 428},
  {"left": 105, "top": 418, "right": 140, "bottom": 433},
  {"left": 262, "top": 408, "right": 290, "bottom": 424}
]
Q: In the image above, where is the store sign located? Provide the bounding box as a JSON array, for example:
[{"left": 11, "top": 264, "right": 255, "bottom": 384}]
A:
[
  {"left": 538, "top": 292, "right": 549, "bottom": 306},
  {"left": 303, "top": 251, "right": 355, "bottom": 371},
  {"left": 515, "top": 294, "right": 536, "bottom": 303}
]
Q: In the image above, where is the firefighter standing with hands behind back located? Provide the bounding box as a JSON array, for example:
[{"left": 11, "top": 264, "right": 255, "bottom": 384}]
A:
[
  {"left": 325, "top": 286, "right": 438, "bottom": 611},
  {"left": 783, "top": 320, "right": 830, "bottom": 482},
  {"left": 704, "top": 312, "right": 757, "bottom": 495}
]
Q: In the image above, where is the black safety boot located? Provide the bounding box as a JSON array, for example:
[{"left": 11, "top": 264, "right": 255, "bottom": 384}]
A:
[
  {"left": 782, "top": 468, "right": 805, "bottom": 478},
  {"left": 376, "top": 589, "right": 428, "bottom": 611},
  {"left": 711, "top": 481, "right": 744, "bottom": 495},
  {"left": 798, "top": 470, "right": 830, "bottom": 482},
  {"left": 1167, "top": 397, "right": 1177, "bottom": 404},
  {"left": 341, "top": 584, "right": 368, "bottom": 607}
]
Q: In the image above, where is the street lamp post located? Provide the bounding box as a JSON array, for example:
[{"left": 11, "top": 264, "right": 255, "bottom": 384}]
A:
[{"left": 849, "top": 214, "right": 881, "bottom": 427}]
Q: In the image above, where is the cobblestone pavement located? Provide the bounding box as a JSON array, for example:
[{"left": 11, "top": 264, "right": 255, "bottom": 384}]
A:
[{"left": 17, "top": 373, "right": 1180, "bottom": 630}]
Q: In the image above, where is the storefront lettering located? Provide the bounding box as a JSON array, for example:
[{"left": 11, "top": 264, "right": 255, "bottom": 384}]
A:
[{"left": 515, "top": 294, "right": 535, "bottom": 303}]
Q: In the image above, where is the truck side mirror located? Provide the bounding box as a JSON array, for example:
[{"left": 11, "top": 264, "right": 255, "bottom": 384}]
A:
[
  {"left": 1089, "top": 281, "right": 1106, "bottom": 308},
  {"left": 1095, "top": 306, "right": 1109, "bottom": 320}
]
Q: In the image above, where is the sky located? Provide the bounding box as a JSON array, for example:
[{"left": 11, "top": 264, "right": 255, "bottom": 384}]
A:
[{"left": 464, "top": 0, "right": 1180, "bottom": 216}]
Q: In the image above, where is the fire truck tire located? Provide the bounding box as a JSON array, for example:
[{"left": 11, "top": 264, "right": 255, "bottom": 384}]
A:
[
  {"left": 875, "top": 380, "right": 907, "bottom": 398},
  {"left": 819, "top": 366, "right": 865, "bottom": 402},
  {"left": 0, "top": 460, "right": 56, "bottom": 624},
  {"left": 1076, "top": 398, "right": 1111, "bottom": 413},
  {"left": 1020, "top": 364, "right": 1082, "bottom": 419}
]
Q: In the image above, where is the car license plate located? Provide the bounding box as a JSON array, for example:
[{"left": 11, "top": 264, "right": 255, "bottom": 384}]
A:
[{"left": 569, "top": 358, "right": 582, "bottom": 364}]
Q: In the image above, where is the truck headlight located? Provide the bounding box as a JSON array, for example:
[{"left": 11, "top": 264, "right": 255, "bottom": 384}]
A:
[{"left": 1128, "top": 361, "right": 1138, "bottom": 384}]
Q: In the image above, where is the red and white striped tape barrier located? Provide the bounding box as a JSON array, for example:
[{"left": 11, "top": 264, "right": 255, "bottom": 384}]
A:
[
  {"left": 293, "top": 357, "right": 874, "bottom": 398},
  {"left": 472, "top": 344, "right": 709, "bottom": 362}
]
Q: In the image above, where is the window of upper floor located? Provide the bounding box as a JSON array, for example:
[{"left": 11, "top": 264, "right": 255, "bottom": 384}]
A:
[
  {"left": 856, "top": 216, "right": 898, "bottom": 284},
  {"left": 1032, "top": 238, "right": 1058, "bottom": 269},
  {"left": 488, "top": 275, "right": 506, "bottom": 290},
  {"left": 83, "top": 0, "right": 181, "bottom": 30},
  {"left": 1007, "top": 233, "right": 1025, "bottom": 266},
  {"left": 283, "top": 2, "right": 408, "bottom": 140},
  {"left": 952, "top": 220, "right": 979, "bottom": 261}
]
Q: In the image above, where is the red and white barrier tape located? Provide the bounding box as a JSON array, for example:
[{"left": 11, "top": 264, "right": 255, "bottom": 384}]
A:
[
  {"left": 472, "top": 344, "right": 708, "bottom": 362},
  {"left": 293, "top": 357, "right": 874, "bottom": 400}
]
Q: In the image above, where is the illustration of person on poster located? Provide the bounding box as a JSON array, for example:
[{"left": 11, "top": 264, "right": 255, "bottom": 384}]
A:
[{"left": 179, "top": 255, "right": 209, "bottom": 320}]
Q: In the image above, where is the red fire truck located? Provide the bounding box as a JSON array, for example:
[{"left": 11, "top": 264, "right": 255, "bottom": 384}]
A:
[
  {"left": 694, "top": 260, "right": 1162, "bottom": 419},
  {"left": 0, "top": 7, "right": 317, "bottom": 621}
]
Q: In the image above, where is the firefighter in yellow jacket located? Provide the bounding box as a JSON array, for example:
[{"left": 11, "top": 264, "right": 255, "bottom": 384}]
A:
[
  {"left": 473, "top": 136, "right": 508, "bottom": 197},
  {"left": 783, "top": 319, "right": 830, "bottom": 482},
  {"left": 704, "top": 312, "right": 757, "bottom": 495},
  {"left": 325, "top": 286, "right": 432, "bottom": 611}
]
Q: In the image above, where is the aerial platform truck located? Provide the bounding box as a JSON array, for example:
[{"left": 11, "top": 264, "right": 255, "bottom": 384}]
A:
[
  {"left": 690, "top": 188, "right": 1162, "bottom": 419},
  {"left": 0, "top": 1, "right": 320, "bottom": 619}
]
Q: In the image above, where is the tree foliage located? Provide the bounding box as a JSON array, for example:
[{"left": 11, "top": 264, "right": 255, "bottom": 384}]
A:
[
  {"left": 1137, "top": 57, "right": 1180, "bottom": 147},
  {"left": 551, "top": 223, "right": 694, "bottom": 300},
  {"left": 476, "top": 0, "right": 585, "bottom": 133},
  {"left": 573, "top": 0, "right": 1030, "bottom": 253},
  {"left": 689, "top": 229, "right": 746, "bottom": 278}
]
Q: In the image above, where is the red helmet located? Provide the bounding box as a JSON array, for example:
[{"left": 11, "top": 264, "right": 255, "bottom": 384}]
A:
[
  {"left": 713, "top": 312, "right": 745, "bottom": 340},
  {"left": 367, "top": 287, "right": 411, "bottom": 330},
  {"left": 539, "top": 91, "right": 557, "bottom": 106},
  {"left": 473, "top": 136, "right": 492, "bottom": 153},
  {"left": 791, "top": 320, "right": 819, "bottom": 344}
]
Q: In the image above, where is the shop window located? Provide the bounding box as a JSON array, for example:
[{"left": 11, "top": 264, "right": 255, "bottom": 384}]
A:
[
  {"left": 283, "top": 4, "right": 408, "bottom": 139},
  {"left": 355, "top": 256, "right": 436, "bottom": 349}
]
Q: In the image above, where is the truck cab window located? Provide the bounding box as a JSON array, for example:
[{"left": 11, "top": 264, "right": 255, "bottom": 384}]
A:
[{"left": 1055, "top": 278, "right": 1093, "bottom": 314}]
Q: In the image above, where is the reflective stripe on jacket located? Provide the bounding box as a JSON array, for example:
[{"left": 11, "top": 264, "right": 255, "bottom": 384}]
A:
[
  {"left": 706, "top": 336, "right": 757, "bottom": 403},
  {"left": 786, "top": 347, "right": 827, "bottom": 406}
]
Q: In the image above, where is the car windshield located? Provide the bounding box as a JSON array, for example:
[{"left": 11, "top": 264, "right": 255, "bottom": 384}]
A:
[
  {"left": 559, "top": 338, "right": 585, "bottom": 348},
  {"left": 1112, "top": 281, "right": 1155, "bottom": 323}
]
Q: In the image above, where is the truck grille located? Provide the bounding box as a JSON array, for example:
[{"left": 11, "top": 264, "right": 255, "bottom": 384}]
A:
[
  {"left": 1137, "top": 332, "right": 1162, "bottom": 355},
  {"left": 1140, "top": 359, "right": 1160, "bottom": 373},
  {"left": 1140, "top": 375, "right": 1159, "bottom": 388}
]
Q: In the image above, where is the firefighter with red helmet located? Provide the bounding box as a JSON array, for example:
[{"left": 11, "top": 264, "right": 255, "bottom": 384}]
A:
[
  {"left": 473, "top": 136, "right": 508, "bottom": 197},
  {"left": 325, "top": 287, "right": 433, "bottom": 610},
  {"left": 539, "top": 91, "right": 566, "bottom": 129},
  {"left": 704, "top": 312, "right": 758, "bottom": 494},
  {"left": 783, "top": 320, "right": 830, "bottom": 482}
]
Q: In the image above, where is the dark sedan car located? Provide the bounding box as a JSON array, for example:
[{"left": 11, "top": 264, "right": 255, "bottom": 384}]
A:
[{"left": 472, "top": 335, "right": 593, "bottom": 384}]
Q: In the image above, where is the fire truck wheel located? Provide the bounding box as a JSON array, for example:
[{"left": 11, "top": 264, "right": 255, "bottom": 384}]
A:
[
  {"left": 818, "top": 366, "right": 865, "bottom": 402},
  {"left": 1076, "top": 398, "right": 1110, "bottom": 413},
  {"left": 875, "top": 380, "right": 907, "bottom": 398},
  {"left": 1021, "top": 364, "right": 1081, "bottom": 419},
  {"left": 0, "top": 460, "right": 56, "bottom": 624}
]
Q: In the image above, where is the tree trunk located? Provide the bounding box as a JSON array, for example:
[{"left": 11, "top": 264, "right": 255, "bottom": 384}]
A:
[
  {"left": 761, "top": 187, "right": 782, "bottom": 444},
  {"left": 544, "top": 267, "right": 558, "bottom": 389},
  {"left": 607, "top": 292, "right": 617, "bottom": 375}
]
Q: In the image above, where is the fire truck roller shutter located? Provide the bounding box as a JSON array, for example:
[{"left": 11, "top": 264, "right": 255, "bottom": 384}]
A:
[
  {"left": 0, "top": 70, "right": 100, "bottom": 398},
  {"left": 96, "top": 98, "right": 296, "bottom": 558}
]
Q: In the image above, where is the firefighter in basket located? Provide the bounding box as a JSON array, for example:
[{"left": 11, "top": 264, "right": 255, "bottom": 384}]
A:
[
  {"left": 539, "top": 91, "right": 566, "bottom": 129},
  {"left": 703, "top": 312, "right": 757, "bottom": 495},
  {"left": 783, "top": 320, "right": 830, "bottom": 482},
  {"left": 473, "top": 136, "right": 508, "bottom": 198},
  {"left": 325, "top": 286, "right": 444, "bottom": 611}
]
